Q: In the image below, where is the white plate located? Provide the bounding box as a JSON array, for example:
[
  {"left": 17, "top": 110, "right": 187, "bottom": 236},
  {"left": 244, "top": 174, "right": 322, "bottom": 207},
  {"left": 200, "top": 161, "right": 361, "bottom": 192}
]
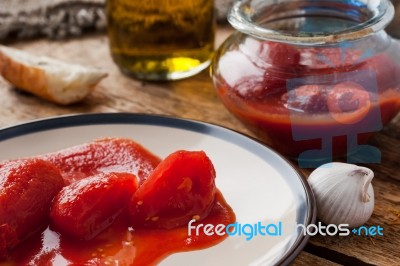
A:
[{"left": 0, "top": 113, "right": 316, "bottom": 266}]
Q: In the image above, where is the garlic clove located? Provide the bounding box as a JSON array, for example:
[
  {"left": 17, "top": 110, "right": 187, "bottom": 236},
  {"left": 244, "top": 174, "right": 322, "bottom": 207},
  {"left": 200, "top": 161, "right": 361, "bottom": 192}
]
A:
[{"left": 308, "top": 162, "right": 374, "bottom": 228}]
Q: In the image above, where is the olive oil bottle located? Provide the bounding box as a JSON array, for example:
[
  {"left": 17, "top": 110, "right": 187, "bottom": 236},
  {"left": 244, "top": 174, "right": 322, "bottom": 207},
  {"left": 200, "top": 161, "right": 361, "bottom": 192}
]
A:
[{"left": 106, "top": 0, "right": 215, "bottom": 80}]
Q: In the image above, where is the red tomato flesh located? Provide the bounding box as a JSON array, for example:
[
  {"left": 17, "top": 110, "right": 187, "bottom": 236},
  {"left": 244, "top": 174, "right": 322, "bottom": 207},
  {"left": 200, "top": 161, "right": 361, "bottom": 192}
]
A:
[
  {"left": 215, "top": 46, "right": 400, "bottom": 158},
  {"left": 6, "top": 192, "right": 234, "bottom": 266},
  {"left": 42, "top": 138, "right": 161, "bottom": 185},
  {"left": 0, "top": 142, "right": 235, "bottom": 265},
  {"left": 130, "top": 150, "right": 217, "bottom": 229},
  {"left": 50, "top": 172, "right": 138, "bottom": 240},
  {"left": 0, "top": 159, "right": 64, "bottom": 258}
]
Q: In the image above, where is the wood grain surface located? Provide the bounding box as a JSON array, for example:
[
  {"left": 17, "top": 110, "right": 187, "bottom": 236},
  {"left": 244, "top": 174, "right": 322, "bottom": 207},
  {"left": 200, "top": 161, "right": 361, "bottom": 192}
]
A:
[{"left": 0, "top": 26, "right": 399, "bottom": 266}]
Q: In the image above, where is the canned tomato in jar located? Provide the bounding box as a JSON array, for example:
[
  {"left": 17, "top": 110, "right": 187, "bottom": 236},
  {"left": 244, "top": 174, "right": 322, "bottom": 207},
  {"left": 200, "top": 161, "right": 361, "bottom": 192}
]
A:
[{"left": 212, "top": 0, "right": 400, "bottom": 166}]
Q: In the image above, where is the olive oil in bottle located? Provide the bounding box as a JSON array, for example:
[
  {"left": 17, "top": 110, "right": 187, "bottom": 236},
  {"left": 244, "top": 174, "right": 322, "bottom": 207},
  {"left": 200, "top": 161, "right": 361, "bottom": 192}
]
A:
[{"left": 106, "top": 0, "right": 215, "bottom": 80}]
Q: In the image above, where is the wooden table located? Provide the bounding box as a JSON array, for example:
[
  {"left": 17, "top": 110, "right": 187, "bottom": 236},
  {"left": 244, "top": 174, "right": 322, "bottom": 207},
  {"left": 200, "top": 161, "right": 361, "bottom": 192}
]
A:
[{"left": 0, "top": 26, "right": 399, "bottom": 266}]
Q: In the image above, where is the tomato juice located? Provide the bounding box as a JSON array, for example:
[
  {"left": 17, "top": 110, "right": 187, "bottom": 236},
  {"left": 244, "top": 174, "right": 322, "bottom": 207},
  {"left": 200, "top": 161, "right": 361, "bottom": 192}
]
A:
[
  {"left": 214, "top": 41, "right": 400, "bottom": 161},
  {"left": 4, "top": 192, "right": 234, "bottom": 266}
]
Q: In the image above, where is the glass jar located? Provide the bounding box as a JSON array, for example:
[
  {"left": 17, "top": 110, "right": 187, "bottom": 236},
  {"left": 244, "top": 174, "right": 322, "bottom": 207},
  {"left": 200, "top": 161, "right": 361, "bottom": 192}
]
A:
[
  {"left": 106, "top": 0, "right": 215, "bottom": 81},
  {"left": 212, "top": 0, "right": 400, "bottom": 167}
]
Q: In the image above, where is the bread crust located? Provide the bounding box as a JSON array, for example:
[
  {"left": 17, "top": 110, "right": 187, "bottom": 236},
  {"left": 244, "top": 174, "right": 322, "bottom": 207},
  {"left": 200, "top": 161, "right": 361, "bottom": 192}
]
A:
[
  {"left": 0, "top": 46, "right": 106, "bottom": 105},
  {"left": 0, "top": 50, "right": 53, "bottom": 101}
]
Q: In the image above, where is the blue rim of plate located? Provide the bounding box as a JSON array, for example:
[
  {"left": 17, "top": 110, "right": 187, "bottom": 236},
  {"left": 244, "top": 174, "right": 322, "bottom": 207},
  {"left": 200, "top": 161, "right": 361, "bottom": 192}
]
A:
[{"left": 0, "top": 113, "right": 316, "bottom": 265}]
